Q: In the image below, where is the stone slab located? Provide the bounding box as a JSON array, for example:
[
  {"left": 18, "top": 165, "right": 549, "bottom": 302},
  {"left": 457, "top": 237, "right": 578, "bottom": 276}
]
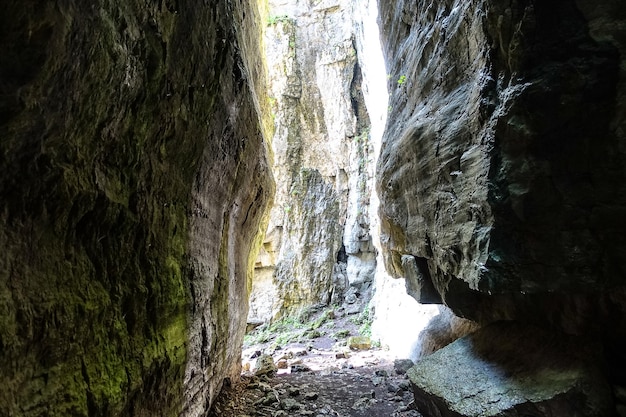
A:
[{"left": 407, "top": 322, "right": 613, "bottom": 417}]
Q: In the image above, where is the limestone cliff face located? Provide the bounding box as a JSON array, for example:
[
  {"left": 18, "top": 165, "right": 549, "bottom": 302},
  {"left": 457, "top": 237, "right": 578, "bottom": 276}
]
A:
[
  {"left": 0, "top": 1, "right": 273, "bottom": 416},
  {"left": 378, "top": 0, "right": 626, "bottom": 359},
  {"left": 249, "top": 0, "right": 375, "bottom": 321}
]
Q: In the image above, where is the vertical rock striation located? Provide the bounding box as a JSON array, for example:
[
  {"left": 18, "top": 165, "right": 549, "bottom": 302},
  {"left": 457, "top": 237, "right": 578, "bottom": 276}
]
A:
[
  {"left": 0, "top": 1, "right": 273, "bottom": 416},
  {"left": 249, "top": 0, "right": 376, "bottom": 321}
]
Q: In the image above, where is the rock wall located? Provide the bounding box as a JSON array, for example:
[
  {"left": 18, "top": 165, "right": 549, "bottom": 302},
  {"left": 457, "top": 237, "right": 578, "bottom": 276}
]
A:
[
  {"left": 251, "top": 0, "right": 444, "bottom": 359},
  {"left": 249, "top": 0, "right": 376, "bottom": 321},
  {"left": 0, "top": 1, "right": 273, "bottom": 416},
  {"left": 377, "top": 0, "right": 626, "bottom": 374}
]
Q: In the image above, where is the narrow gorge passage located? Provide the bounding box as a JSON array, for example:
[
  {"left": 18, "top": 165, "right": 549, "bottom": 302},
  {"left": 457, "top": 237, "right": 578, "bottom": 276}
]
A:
[
  {"left": 1, "top": 0, "right": 626, "bottom": 417},
  {"left": 246, "top": 0, "right": 440, "bottom": 364},
  {"left": 220, "top": 0, "right": 626, "bottom": 415},
  {"left": 206, "top": 1, "right": 433, "bottom": 414},
  {"left": 209, "top": 2, "right": 475, "bottom": 416},
  {"left": 209, "top": 305, "right": 424, "bottom": 417}
]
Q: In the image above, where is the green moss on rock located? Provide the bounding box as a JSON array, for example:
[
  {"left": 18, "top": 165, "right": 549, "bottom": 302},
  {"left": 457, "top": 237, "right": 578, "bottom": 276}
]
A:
[{"left": 0, "top": 0, "right": 272, "bottom": 416}]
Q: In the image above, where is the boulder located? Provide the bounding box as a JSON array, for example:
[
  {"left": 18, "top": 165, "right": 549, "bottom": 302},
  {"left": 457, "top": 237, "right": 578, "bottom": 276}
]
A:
[
  {"left": 393, "top": 359, "right": 415, "bottom": 375},
  {"left": 407, "top": 322, "right": 613, "bottom": 417},
  {"left": 348, "top": 336, "right": 372, "bottom": 351},
  {"left": 377, "top": 0, "right": 626, "bottom": 336},
  {"left": 254, "top": 354, "right": 278, "bottom": 377}
]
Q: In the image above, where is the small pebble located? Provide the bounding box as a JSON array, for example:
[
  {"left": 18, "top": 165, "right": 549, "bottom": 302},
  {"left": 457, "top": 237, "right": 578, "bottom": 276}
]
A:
[{"left": 304, "top": 392, "right": 319, "bottom": 400}]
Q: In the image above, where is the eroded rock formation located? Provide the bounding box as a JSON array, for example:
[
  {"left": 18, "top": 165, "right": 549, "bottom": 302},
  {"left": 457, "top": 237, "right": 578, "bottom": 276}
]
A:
[
  {"left": 379, "top": 0, "right": 626, "bottom": 344},
  {"left": 377, "top": 0, "right": 626, "bottom": 414},
  {"left": 249, "top": 0, "right": 376, "bottom": 322},
  {"left": 0, "top": 1, "right": 273, "bottom": 416}
]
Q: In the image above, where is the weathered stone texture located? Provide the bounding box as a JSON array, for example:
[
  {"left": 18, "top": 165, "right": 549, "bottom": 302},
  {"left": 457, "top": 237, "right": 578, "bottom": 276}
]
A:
[
  {"left": 378, "top": 0, "right": 626, "bottom": 327},
  {"left": 0, "top": 1, "right": 272, "bottom": 416},
  {"left": 250, "top": 0, "right": 376, "bottom": 321},
  {"left": 377, "top": 0, "right": 626, "bottom": 413},
  {"left": 408, "top": 322, "right": 613, "bottom": 417}
]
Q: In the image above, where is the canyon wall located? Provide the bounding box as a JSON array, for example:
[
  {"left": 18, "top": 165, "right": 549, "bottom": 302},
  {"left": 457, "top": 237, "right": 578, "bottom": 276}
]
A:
[
  {"left": 377, "top": 0, "right": 626, "bottom": 378},
  {"left": 250, "top": 0, "right": 443, "bottom": 360},
  {"left": 250, "top": 0, "right": 376, "bottom": 322},
  {"left": 0, "top": 1, "right": 273, "bottom": 416}
]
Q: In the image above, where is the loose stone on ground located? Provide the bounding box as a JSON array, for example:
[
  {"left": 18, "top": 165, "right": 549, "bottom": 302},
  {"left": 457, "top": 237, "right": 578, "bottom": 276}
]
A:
[{"left": 209, "top": 344, "right": 421, "bottom": 417}]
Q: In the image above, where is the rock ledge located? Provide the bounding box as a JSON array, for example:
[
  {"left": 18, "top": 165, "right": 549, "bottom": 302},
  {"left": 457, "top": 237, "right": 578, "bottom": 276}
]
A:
[{"left": 407, "top": 322, "right": 613, "bottom": 417}]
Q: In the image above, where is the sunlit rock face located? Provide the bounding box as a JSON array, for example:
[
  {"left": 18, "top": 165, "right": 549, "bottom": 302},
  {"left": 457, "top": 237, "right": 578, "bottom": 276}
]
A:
[
  {"left": 250, "top": 0, "right": 376, "bottom": 321},
  {"left": 377, "top": 1, "right": 626, "bottom": 410},
  {"left": 378, "top": 0, "right": 626, "bottom": 329},
  {"left": 0, "top": 1, "right": 273, "bottom": 416},
  {"left": 252, "top": 0, "right": 445, "bottom": 359}
]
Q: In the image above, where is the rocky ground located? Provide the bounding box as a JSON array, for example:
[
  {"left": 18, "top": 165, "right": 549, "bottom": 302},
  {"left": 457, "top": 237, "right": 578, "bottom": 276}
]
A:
[
  {"left": 208, "top": 354, "right": 420, "bottom": 417},
  {"left": 208, "top": 306, "right": 422, "bottom": 417}
]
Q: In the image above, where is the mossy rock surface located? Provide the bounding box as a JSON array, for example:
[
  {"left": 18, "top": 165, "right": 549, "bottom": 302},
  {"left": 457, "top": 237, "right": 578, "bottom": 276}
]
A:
[
  {"left": 0, "top": 1, "right": 273, "bottom": 416},
  {"left": 347, "top": 336, "right": 371, "bottom": 351}
]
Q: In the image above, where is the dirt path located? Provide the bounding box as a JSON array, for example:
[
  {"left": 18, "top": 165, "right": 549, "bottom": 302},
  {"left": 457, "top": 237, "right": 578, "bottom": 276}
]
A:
[
  {"left": 209, "top": 350, "right": 421, "bottom": 417},
  {"left": 209, "top": 307, "right": 422, "bottom": 416}
]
